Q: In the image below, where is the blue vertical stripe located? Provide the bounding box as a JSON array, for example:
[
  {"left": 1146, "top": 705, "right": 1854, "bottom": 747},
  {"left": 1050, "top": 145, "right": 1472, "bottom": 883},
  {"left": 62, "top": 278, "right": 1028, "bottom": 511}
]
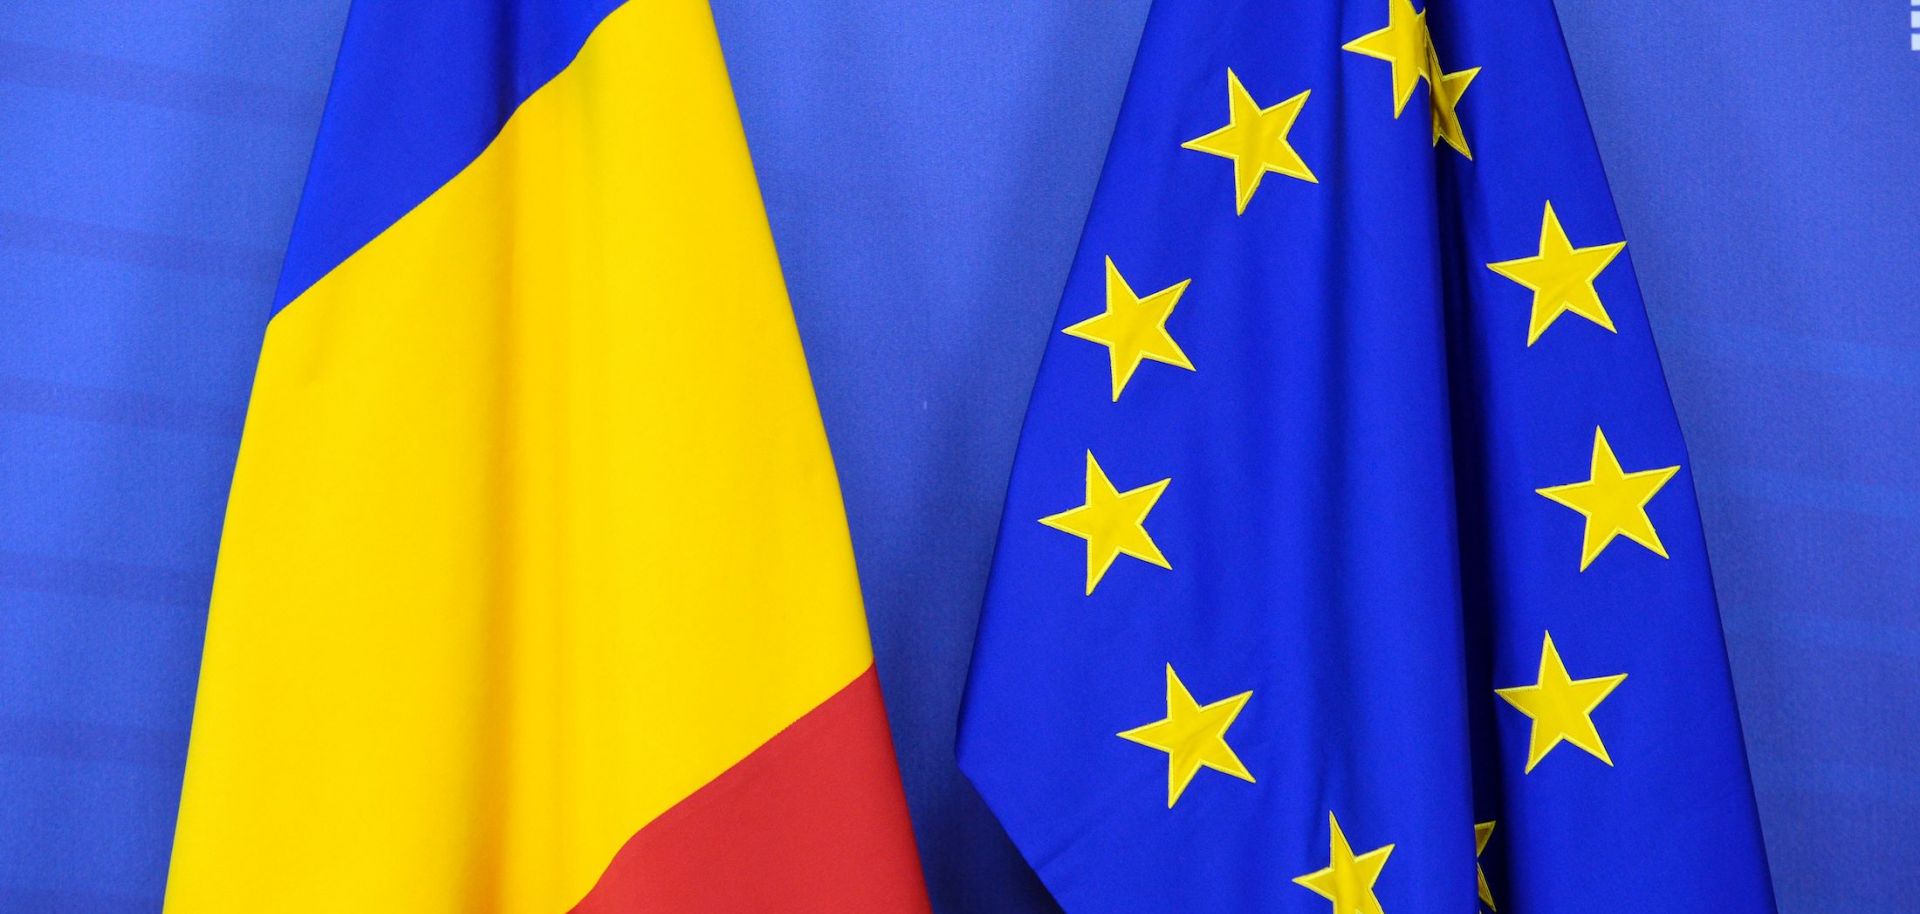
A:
[{"left": 273, "top": 0, "right": 627, "bottom": 310}]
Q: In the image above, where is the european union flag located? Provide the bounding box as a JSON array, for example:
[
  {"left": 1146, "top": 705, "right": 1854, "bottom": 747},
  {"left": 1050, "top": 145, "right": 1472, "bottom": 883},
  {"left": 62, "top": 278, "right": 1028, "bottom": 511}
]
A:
[{"left": 957, "top": 1, "right": 1776, "bottom": 911}]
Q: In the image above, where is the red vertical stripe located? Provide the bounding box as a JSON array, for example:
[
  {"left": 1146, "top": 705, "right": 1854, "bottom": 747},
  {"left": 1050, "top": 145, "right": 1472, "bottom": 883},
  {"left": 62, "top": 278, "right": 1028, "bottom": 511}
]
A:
[{"left": 572, "top": 666, "right": 931, "bottom": 912}]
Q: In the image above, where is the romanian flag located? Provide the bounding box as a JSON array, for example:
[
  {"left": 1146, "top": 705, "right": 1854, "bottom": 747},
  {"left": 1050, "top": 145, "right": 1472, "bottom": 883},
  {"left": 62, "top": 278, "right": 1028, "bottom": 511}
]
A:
[{"left": 165, "top": 1, "right": 929, "bottom": 911}]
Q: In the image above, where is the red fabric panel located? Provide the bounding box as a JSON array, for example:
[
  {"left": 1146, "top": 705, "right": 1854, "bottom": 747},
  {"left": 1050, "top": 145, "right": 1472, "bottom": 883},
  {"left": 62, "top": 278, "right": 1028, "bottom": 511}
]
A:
[{"left": 572, "top": 666, "right": 931, "bottom": 913}]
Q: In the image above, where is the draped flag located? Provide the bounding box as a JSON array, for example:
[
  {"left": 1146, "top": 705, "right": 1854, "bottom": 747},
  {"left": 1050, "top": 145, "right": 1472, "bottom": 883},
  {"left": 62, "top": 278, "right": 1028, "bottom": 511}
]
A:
[
  {"left": 165, "top": 2, "right": 929, "bottom": 910},
  {"left": 959, "top": 0, "right": 1775, "bottom": 911}
]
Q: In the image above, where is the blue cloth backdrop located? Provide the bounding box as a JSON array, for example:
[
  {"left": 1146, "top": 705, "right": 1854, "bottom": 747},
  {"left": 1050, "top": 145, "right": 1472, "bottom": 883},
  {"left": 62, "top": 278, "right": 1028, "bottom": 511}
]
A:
[{"left": 0, "top": 2, "right": 1913, "bottom": 912}]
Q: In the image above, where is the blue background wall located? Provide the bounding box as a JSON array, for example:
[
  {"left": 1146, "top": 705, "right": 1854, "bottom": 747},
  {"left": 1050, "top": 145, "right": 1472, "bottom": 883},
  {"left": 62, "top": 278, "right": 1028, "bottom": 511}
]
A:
[
  {"left": 0, "top": 2, "right": 1913, "bottom": 911},
  {"left": 1554, "top": 7, "right": 1920, "bottom": 910},
  {"left": 0, "top": 5, "right": 339, "bottom": 910}
]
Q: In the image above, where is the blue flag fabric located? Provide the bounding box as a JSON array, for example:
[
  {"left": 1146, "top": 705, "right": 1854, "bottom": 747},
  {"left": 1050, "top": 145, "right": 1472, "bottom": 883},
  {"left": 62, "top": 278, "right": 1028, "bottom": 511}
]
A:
[{"left": 957, "top": 0, "right": 1776, "bottom": 910}]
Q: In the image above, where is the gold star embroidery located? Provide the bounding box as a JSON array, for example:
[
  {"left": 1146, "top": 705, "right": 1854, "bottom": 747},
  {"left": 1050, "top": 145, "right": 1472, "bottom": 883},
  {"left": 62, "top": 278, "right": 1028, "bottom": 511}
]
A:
[
  {"left": 1117, "top": 664, "right": 1254, "bottom": 807},
  {"left": 1040, "top": 451, "right": 1171, "bottom": 595},
  {"left": 1293, "top": 812, "right": 1394, "bottom": 914},
  {"left": 1496, "top": 632, "right": 1627, "bottom": 773},
  {"left": 1486, "top": 202, "right": 1628, "bottom": 345},
  {"left": 1536, "top": 427, "right": 1680, "bottom": 571},
  {"left": 1063, "top": 258, "right": 1194, "bottom": 401},
  {"left": 1474, "top": 820, "right": 1497, "bottom": 911},
  {"left": 1182, "top": 68, "right": 1317, "bottom": 215},
  {"left": 1344, "top": 0, "right": 1432, "bottom": 117},
  {"left": 1429, "top": 46, "right": 1479, "bottom": 158}
]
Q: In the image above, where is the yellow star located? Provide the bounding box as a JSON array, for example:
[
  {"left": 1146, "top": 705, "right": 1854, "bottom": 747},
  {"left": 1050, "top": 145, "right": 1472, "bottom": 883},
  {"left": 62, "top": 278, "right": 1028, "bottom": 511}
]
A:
[
  {"left": 1486, "top": 201, "right": 1628, "bottom": 345},
  {"left": 1039, "top": 451, "right": 1171, "bottom": 595},
  {"left": 1429, "top": 53, "right": 1479, "bottom": 158},
  {"left": 1536, "top": 427, "right": 1680, "bottom": 571},
  {"left": 1181, "top": 68, "right": 1317, "bottom": 215},
  {"left": 1344, "top": 0, "right": 1432, "bottom": 117},
  {"left": 1496, "top": 632, "right": 1627, "bottom": 773},
  {"left": 1063, "top": 258, "right": 1194, "bottom": 401},
  {"left": 1474, "top": 820, "right": 1497, "bottom": 911},
  {"left": 1293, "top": 812, "right": 1394, "bottom": 914},
  {"left": 1117, "top": 664, "right": 1254, "bottom": 807}
]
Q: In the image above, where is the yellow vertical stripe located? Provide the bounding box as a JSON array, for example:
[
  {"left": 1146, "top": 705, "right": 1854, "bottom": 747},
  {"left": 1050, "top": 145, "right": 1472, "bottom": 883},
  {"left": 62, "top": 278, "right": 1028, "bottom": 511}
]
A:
[{"left": 164, "top": 1, "right": 874, "bottom": 910}]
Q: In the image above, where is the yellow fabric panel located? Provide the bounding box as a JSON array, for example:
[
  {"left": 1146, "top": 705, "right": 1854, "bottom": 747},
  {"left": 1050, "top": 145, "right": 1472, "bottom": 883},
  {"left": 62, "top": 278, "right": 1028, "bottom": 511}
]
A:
[{"left": 164, "top": 1, "right": 875, "bottom": 911}]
